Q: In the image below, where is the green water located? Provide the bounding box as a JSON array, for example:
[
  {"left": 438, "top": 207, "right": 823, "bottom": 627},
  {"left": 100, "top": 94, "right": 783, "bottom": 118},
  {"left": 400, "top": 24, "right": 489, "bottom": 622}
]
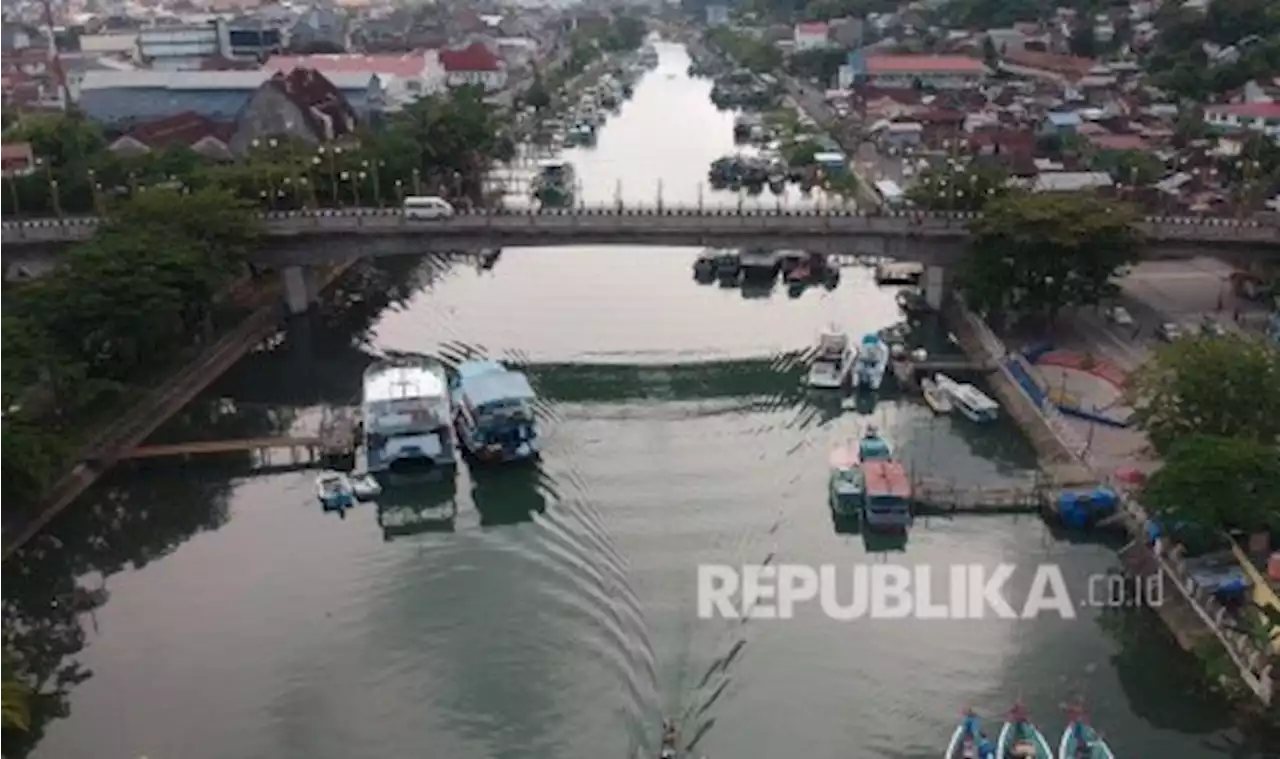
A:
[{"left": 4, "top": 42, "right": 1259, "bottom": 759}]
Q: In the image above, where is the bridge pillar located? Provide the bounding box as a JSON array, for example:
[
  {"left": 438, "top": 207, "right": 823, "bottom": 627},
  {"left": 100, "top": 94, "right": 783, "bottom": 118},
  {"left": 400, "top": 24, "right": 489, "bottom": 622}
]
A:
[
  {"left": 923, "top": 265, "right": 948, "bottom": 310},
  {"left": 281, "top": 265, "right": 318, "bottom": 315}
]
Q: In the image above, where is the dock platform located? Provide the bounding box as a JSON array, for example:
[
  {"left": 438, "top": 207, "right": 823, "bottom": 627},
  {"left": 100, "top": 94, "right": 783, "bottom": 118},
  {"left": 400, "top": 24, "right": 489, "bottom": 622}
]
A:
[
  {"left": 912, "top": 470, "right": 1102, "bottom": 516},
  {"left": 122, "top": 411, "right": 359, "bottom": 470}
]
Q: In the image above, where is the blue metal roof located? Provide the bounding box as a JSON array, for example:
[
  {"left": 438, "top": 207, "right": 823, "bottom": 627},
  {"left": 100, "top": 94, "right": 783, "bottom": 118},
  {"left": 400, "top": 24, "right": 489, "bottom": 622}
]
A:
[{"left": 1047, "top": 111, "right": 1082, "bottom": 127}]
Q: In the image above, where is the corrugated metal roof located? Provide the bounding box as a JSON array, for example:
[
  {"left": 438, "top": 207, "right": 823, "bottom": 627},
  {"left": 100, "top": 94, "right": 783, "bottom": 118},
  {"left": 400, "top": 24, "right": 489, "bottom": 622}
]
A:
[{"left": 80, "top": 69, "right": 380, "bottom": 91}]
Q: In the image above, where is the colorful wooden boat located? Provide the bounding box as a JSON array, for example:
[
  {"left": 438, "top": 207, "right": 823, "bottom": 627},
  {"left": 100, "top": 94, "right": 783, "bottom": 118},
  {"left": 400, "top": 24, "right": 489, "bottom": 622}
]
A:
[
  {"left": 945, "top": 709, "right": 994, "bottom": 759},
  {"left": 1057, "top": 713, "right": 1116, "bottom": 759},
  {"left": 997, "top": 702, "right": 1053, "bottom": 759}
]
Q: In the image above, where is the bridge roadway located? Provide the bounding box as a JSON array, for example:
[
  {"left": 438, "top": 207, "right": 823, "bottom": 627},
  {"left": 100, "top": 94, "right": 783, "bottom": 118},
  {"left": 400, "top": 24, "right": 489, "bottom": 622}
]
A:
[{"left": 4, "top": 207, "right": 1277, "bottom": 266}]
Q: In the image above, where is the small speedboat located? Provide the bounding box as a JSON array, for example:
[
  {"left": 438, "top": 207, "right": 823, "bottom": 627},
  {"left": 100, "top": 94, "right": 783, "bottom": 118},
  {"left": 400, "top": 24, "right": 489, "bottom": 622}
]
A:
[
  {"left": 1057, "top": 713, "right": 1116, "bottom": 759},
  {"left": 659, "top": 718, "right": 680, "bottom": 759},
  {"left": 351, "top": 473, "right": 382, "bottom": 500},
  {"left": 316, "top": 471, "right": 355, "bottom": 510},
  {"left": 807, "top": 330, "right": 855, "bottom": 389},
  {"left": 921, "top": 377, "right": 953, "bottom": 415},
  {"left": 946, "top": 709, "right": 995, "bottom": 759},
  {"left": 857, "top": 423, "right": 892, "bottom": 461},
  {"left": 998, "top": 703, "right": 1052, "bottom": 759}
]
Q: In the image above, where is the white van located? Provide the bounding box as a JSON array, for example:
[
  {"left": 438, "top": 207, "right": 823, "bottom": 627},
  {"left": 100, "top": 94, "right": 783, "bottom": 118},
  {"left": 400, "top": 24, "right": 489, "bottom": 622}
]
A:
[{"left": 402, "top": 196, "right": 456, "bottom": 220}]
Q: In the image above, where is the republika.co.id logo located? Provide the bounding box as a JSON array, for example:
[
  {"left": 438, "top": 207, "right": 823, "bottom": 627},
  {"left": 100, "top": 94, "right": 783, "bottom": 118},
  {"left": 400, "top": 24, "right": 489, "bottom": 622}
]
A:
[{"left": 696, "top": 563, "right": 1164, "bottom": 621}]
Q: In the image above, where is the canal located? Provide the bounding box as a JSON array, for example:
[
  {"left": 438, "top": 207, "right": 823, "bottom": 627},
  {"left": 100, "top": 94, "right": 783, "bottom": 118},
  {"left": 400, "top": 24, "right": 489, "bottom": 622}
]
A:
[{"left": 6, "top": 42, "right": 1259, "bottom": 759}]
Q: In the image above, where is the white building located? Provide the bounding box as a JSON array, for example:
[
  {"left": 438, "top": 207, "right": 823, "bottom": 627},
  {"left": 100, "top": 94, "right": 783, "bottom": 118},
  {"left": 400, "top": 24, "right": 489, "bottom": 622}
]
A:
[
  {"left": 1203, "top": 103, "right": 1280, "bottom": 139},
  {"left": 263, "top": 52, "right": 446, "bottom": 107}
]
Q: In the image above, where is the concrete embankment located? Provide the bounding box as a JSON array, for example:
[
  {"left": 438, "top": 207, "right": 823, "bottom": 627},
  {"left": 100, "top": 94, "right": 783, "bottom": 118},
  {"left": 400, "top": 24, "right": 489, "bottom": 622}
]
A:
[{"left": 1, "top": 260, "right": 358, "bottom": 560}]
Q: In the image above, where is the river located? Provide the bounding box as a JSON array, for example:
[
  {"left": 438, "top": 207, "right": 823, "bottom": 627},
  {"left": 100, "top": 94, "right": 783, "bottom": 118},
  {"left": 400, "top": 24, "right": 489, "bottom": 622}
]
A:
[{"left": 6, "top": 42, "right": 1260, "bottom": 759}]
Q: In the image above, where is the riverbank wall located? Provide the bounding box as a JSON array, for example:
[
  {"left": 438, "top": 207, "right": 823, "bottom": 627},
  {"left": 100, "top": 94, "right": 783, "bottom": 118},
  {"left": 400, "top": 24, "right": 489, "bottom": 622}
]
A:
[
  {"left": 947, "top": 295, "right": 1276, "bottom": 706},
  {"left": 1, "top": 259, "right": 360, "bottom": 561}
]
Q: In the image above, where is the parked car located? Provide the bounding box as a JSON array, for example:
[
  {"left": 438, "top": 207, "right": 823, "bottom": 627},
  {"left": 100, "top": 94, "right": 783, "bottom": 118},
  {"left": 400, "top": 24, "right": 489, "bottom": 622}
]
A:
[
  {"left": 1105, "top": 305, "right": 1135, "bottom": 326},
  {"left": 1156, "top": 322, "right": 1184, "bottom": 342}
]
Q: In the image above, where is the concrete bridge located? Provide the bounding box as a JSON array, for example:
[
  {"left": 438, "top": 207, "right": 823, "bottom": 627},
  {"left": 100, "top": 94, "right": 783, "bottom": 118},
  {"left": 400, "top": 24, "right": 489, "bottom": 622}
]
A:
[
  {"left": 7, "top": 207, "right": 1275, "bottom": 314},
  {"left": 5, "top": 207, "right": 1277, "bottom": 266}
]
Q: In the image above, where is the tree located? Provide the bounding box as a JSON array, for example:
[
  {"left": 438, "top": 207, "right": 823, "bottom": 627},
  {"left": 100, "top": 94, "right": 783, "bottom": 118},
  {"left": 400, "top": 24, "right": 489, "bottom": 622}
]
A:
[
  {"left": 1090, "top": 149, "right": 1165, "bottom": 187},
  {"left": 1140, "top": 435, "right": 1280, "bottom": 551},
  {"left": 2, "top": 671, "right": 32, "bottom": 732},
  {"left": 982, "top": 35, "right": 1000, "bottom": 68},
  {"left": 523, "top": 70, "right": 552, "bottom": 112},
  {"left": 906, "top": 162, "right": 1010, "bottom": 212},
  {"left": 1126, "top": 335, "right": 1280, "bottom": 454},
  {"left": 960, "top": 192, "right": 1142, "bottom": 323}
]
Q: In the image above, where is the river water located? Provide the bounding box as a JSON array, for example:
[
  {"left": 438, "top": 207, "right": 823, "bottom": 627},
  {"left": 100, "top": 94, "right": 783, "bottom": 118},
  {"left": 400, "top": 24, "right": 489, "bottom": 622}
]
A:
[{"left": 9, "top": 42, "right": 1259, "bottom": 759}]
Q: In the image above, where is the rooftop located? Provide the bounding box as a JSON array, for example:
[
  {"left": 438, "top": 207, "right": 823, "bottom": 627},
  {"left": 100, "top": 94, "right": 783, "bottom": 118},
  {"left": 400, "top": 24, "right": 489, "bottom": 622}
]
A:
[
  {"left": 79, "top": 69, "right": 382, "bottom": 92},
  {"left": 866, "top": 55, "right": 986, "bottom": 75},
  {"left": 121, "top": 111, "right": 234, "bottom": 148},
  {"left": 264, "top": 52, "right": 434, "bottom": 79},
  {"left": 1205, "top": 102, "right": 1280, "bottom": 119},
  {"left": 440, "top": 42, "right": 502, "bottom": 73}
]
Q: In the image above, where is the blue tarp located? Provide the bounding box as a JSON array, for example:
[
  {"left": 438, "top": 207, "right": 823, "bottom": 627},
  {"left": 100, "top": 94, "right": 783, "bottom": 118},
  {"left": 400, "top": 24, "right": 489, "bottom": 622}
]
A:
[{"left": 1004, "top": 358, "right": 1047, "bottom": 408}]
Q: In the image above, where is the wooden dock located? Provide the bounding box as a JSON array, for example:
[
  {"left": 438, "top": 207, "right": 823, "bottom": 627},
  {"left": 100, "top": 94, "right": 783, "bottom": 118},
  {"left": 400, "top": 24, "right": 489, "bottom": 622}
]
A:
[
  {"left": 121, "top": 412, "right": 359, "bottom": 468},
  {"left": 911, "top": 470, "right": 1102, "bottom": 516}
]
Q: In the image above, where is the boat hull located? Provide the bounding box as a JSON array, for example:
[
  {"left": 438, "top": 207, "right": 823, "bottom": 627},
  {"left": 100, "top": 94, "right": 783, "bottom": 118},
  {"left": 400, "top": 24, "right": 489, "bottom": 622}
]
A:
[
  {"left": 998, "top": 720, "right": 1053, "bottom": 759},
  {"left": 1057, "top": 721, "right": 1116, "bottom": 759}
]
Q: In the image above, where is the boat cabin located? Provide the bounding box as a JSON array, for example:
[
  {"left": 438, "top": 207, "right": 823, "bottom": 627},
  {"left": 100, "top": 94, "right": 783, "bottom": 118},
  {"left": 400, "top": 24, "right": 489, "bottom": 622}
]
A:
[
  {"left": 537, "top": 159, "right": 574, "bottom": 183},
  {"left": 829, "top": 447, "right": 865, "bottom": 515},
  {"left": 949, "top": 383, "right": 1000, "bottom": 422},
  {"left": 860, "top": 460, "right": 912, "bottom": 529}
]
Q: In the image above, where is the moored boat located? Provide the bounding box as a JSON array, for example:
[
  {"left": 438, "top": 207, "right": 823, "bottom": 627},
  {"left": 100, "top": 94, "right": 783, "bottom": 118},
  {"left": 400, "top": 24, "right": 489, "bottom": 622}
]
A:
[
  {"left": 828, "top": 445, "right": 864, "bottom": 518},
  {"left": 860, "top": 458, "right": 912, "bottom": 530},
  {"left": 998, "top": 703, "right": 1053, "bottom": 759},
  {"left": 807, "top": 330, "right": 855, "bottom": 389},
  {"left": 921, "top": 376, "right": 954, "bottom": 415},
  {"left": 531, "top": 158, "right": 576, "bottom": 206},
  {"left": 350, "top": 473, "right": 382, "bottom": 500},
  {"left": 1057, "top": 712, "right": 1116, "bottom": 759},
  {"left": 362, "top": 357, "right": 458, "bottom": 478},
  {"left": 659, "top": 718, "right": 680, "bottom": 759},
  {"left": 693, "top": 250, "right": 719, "bottom": 280},
  {"left": 946, "top": 709, "right": 995, "bottom": 759},
  {"left": 316, "top": 471, "right": 355, "bottom": 510},
  {"left": 854, "top": 333, "right": 890, "bottom": 391},
  {"left": 856, "top": 423, "right": 892, "bottom": 461},
  {"left": 936, "top": 373, "right": 1000, "bottom": 423},
  {"left": 451, "top": 360, "right": 540, "bottom": 464}
]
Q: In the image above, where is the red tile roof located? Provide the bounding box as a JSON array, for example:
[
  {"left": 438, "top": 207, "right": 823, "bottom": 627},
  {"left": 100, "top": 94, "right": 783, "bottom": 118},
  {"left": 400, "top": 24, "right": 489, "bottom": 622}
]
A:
[
  {"left": 264, "top": 53, "right": 431, "bottom": 79},
  {"left": 1087, "top": 133, "right": 1148, "bottom": 151},
  {"left": 866, "top": 55, "right": 986, "bottom": 75},
  {"left": 1002, "top": 49, "right": 1095, "bottom": 78},
  {"left": 440, "top": 42, "right": 501, "bottom": 73},
  {"left": 1, "top": 142, "right": 34, "bottom": 161},
  {"left": 122, "top": 111, "right": 234, "bottom": 149},
  {"left": 1206, "top": 102, "right": 1280, "bottom": 119}
]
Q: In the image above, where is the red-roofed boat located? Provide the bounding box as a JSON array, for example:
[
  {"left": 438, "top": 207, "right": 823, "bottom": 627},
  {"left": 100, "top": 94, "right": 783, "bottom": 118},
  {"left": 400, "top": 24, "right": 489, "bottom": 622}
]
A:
[{"left": 860, "top": 459, "right": 913, "bottom": 529}]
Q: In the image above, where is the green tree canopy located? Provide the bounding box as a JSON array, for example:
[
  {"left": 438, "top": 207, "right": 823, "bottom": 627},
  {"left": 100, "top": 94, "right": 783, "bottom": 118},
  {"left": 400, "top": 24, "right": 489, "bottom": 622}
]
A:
[
  {"left": 1126, "top": 335, "right": 1280, "bottom": 454},
  {"left": 1140, "top": 435, "right": 1280, "bottom": 550},
  {"left": 960, "top": 192, "right": 1142, "bottom": 323},
  {"left": 906, "top": 162, "right": 1010, "bottom": 212},
  {"left": 705, "top": 27, "right": 782, "bottom": 73},
  {"left": 1090, "top": 149, "right": 1165, "bottom": 187}
]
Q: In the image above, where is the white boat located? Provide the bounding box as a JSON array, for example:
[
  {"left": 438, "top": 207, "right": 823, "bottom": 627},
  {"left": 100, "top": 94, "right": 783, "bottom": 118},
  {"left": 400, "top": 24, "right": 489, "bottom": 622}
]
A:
[
  {"left": 935, "top": 373, "right": 1000, "bottom": 423},
  {"left": 807, "top": 330, "right": 856, "bottom": 389},
  {"left": 363, "top": 357, "right": 458, "bottom": 477},
  {"left": 853, "top": 333, "right": 889, "bottom": 391},
  {"left": 920, "top": 377, "right": 953, "bottom": 415},
  {"left": 316, "top": 471, "right": 355, "bottom": 510},
  {"left": 350, "top": 473, "right": 382, "bottom": 500}
]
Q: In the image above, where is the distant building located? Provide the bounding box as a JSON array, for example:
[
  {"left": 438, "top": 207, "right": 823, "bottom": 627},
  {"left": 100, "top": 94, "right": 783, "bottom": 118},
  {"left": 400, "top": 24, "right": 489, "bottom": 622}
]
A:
[
  {"left": 108, "top": 111, "right": 235, "bottom": 161},
  {"left": 1, "top": 142, "right": 36, "bottom": 177},
  {"left": 440, "top": 42, "right": 506, "bottom": 91},
  {"left": 77, "top": 69, "right": 388, "bottom": 126},
  {"left": 230, "top": 68, "right": 358, "bottom": 156},
  {"left": 855, "top": 55, "right": 986, "bottom": 90},
  {"left": 138, "top": 19, "right": 282, "bottom": 71},
  {"left": 794, "top": 22, "right": 830, "bottom": 51},
  {"left": 1203, "top": 103, "right": 1280, "bottom": 139},
  {"left": 288, "top": 6, "right": 348, "bottom": 53},
  {"left": 264, "top": 52, "right": 446, "bottom": 105},
  {"left": 706, "top": 5, "right": 729, "bottom": 26}
]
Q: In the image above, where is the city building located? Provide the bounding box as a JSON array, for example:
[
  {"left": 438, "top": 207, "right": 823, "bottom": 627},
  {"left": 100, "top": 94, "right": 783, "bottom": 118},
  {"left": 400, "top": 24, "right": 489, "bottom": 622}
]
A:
[
  {"left": 229, "top": 68, "right": 358, "bottom": 155},
  {"left": 857, "top": 55, "right": 986, "bottom": 90},
  {"left": 138, "top": 19, "right": 282, "bottom": 71},
  {"left": 264, "top": 52, "right": 445, "bottom": 105},
  {"left": 1203, "top": 103, "right": 1280, "bottom": 139},
  {"left": 108, "top": 112, "right": 235, "bottom": 161},
  {"left": 77, "top": 69, "right": 389, "bottom": 126},
  {"left": 793, "top": 22, "right": 829, "bottom": 51},
  {"left": 440, "top": 42, "right": 505, "bottom": 91}
]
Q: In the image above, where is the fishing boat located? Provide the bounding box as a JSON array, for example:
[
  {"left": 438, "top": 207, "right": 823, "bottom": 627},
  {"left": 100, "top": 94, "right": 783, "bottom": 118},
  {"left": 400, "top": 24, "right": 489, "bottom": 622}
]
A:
[
  {"left": 350, "top": 473, "right": 382, "bottom": 500},
  {"left": 998, "top": 703, "right": 1053, "bottom": 759},
  {"left": 451, "top": 359, "right": 540, "bottom": 464},
  {"left": 936, "top": 373, "right": 1000, "bottom": 423},
  {"left": 315, "top": 471, "right": 355, "bottom": 510},
  {"left": 856, "top": 423, "right": 892, "bottom": 461},
  {"left": 861, "top": 458, "right": 912, "bottom": 530},
  {"left": 828, "top": 445, "right": 865, "bottom": 518},
  {"left": 362, "top": 357, "right": 458, "bottom": 478},
  {"left": 1058, "top": 712, "right": 1116, "bottom": 759},
  {"left": 658, "top": 718, "right": 679, "bottom": 758},
  {"left": 946, "top": 709, "right": 995, "bottom": 759},
  {"left": 693, "top": 250, "right": 719, "bottom": 280},
  {"left": 854, "top": 333, "right": 890, "bottom": 391},
  {"left": 921, "top": 376, "right": 954, "bottom": 415},
  {"left": 807, "top": 330, "right": 856, "bottom": 389}
]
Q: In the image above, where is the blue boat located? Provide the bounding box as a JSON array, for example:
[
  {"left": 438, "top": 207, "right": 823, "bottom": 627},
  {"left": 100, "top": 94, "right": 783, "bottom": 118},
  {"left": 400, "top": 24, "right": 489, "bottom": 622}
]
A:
[
  {"left": 1057, "top": 712, "right": 1116, "bottom": 759},
  {"left": 946, "top": 709, "right": 995, "bottom": 759},
  {"left": 998, "top": 702, "right": 1053, "bottom": 759},
  {"left": 451, "top": 360, "right": 540, "bottom": 463},
  {"left": 854, "top": 333, "right": 889, "bottom": 391},
  {"left": 315, "top": 471, "right": 355, "bottom": 510},
  {"left": 828, "top": 445, "right": 864, "bottom": 518},
  {"left": 857, "top": 424, "right": 892, "bottom": 461},
  {"left": 362, "top": 357, "right": 458, "bottom": 478}
]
